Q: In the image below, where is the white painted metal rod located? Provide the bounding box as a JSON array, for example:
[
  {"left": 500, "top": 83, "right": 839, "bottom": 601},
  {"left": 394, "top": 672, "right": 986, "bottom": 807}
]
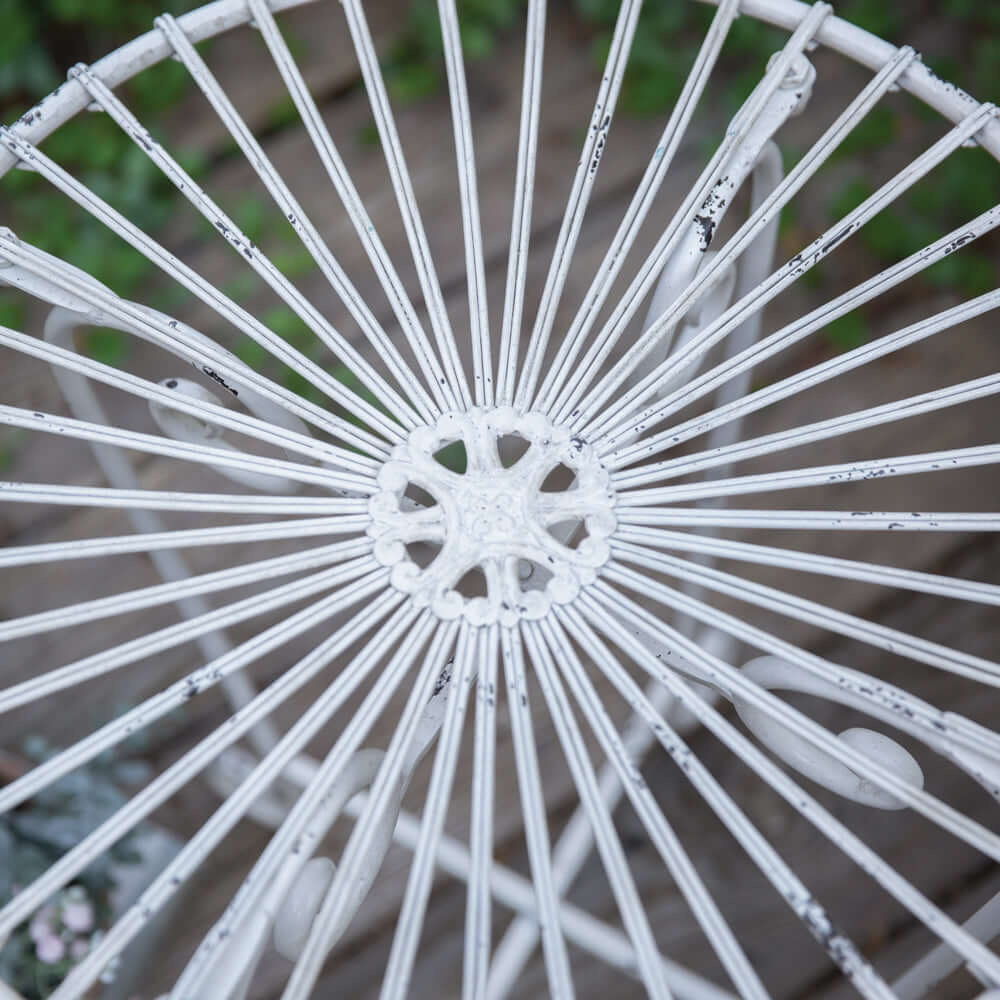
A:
[
  {"left": 53, "top": 600, "right": 424, "bottom": 1000},
  {"left": 0, "top": 538, "right": 365, "bottom": 642},
  {"left": 616, "top": 524, "right": 1000, "bottom": 606},
  {"left": 379, "top": 627, "right": 478, "bottom": 999},
  {"left": 581, "top": 101, "right": 997, "bottom": 437},
  {"left": 614, "top": 371, "right": 1000, "bottom": 490},
  {"left": 570, "top": 47, "right": 921, "bottom": 431},
  {"left": 547, "top": 612, "right": 895, "bottom": 999},
  {"left": 602, "top": 551, "right": 1000, "bottom": 772},
  {"left": 273, "top": 756, "right": 741, "bottom": 1000},
  {"left": 601, "top": 202, "right": 1000, "bottom": 461},
  {"left": 571, "top": 592, "right": 1000, "bottom": 982},
  {"left": 464, "top": 626, "right": 500, "bottom": 1000},
  {"left": 545, "top": 1, "right": 833, "bottom": 422},
  {"left": 0, "top": 403, "right": 367, "bottom": 494},
  {"left": 494, "top": 0, "right": 546, "bottom": 407},
  {"left": 523, "top": 623, "right": 677, "bottom": 1000},
  {"left": 532, "top": 0, "right": 741, "bottom": 414},
  {"left": 437, "top": 0, "right": 492, "bottom": 407},
  {"left": 238, "top": 0, "right": 456, "bottom": 414},
  {"left": 549, "top": 27, "right": 911, "bottom": 423},
  {"left": 0, "top": 481, "right": 370, "bottom": 513},
  {"left": 618, "top": 444, "right": 1000, "bottom": 506},
  {"left": 616, "top": 508, "right": 1000, "bottom": 531},
  {"left": 0, "top": 231, "right": 384, "bottom": 460},
  {"left": 0, "top": 325, "right": 359, "bottom": 471},
  {"left": 341, "top": 0, "right": 471, "bottom": 407},
  {"left": 274, "top": 622, "right": 459, "bottom": 1000},
  {"left": 609, "top": 289, "right": 1000, "bottom": 473},
  {"left": 0, "top": 555, "right": 377, "bottom": 716},
  {"left": 0, "top": 514, "right": 365, "bottom": 569},
  {"left": 0, "top": 566, "right": 385, "bottom": 829},
  {"left": 513, "top": 0, "right": 644, "bottom": 408},
  {"left": 609, "top": 538, "right": 1000, "bottom": 689},
  {"left": 0, "top": 142, "right": 391, "bottom": 457},
  {"left": 67, "top": 64, "right": 417, "bottom": 439},
  {"left": 587, "top": 580, "right": 1000, "bottom": 864},
  {"left": 0, "top": 580, "right": 401, "bottom": 949},
  {"left": 156, "top": 10, "right": 444, "bottom": 423},
  {"left": 496, "top": 626, "right": 576, "bottom": 997}
]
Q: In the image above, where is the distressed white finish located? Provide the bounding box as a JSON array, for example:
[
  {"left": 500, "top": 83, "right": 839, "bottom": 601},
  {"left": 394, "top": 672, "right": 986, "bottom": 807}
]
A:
[
  {"left": 0, "top": 0, "right": 999, "bottom": 998},
  {"left": 368, "top": 408, "right": 617, "bottom": 627}
]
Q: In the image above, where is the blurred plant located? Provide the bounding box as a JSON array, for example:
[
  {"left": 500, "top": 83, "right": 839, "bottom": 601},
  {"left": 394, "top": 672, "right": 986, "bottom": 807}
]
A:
[
  {"left": 384, "top": 0, "right": 524, "bottom": 102},
  {"left": 2, "top": 0, "right": 997, "bottom": 371},
  {"left": 0, "top": 733, "right": 152, "bottom": 998},
  {"left": 0, "top": 0, "right": 203, "bottom": 364}
]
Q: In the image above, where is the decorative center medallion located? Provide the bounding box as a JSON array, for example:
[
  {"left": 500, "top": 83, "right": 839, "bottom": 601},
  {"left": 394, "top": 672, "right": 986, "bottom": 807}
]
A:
[{"left": 367, "top": 408, "right": 616, "bottom": 626}]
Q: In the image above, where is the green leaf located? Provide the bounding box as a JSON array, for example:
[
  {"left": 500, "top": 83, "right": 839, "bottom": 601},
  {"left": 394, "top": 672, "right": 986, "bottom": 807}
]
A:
[
  {"left": 825, "top": 312, "right": 870, "bottom": 352},
  {"left": 83, "top": 328, "right": 130, "bottom": 366},
  {"left": 831, "top": 107, "right": 897, "bottom": 161},
  {"left": 388, "top": 61, "right": 441, "bottom": 103},
  {"left": 0, "top": 293, "right": 25, "bottom": 331}
]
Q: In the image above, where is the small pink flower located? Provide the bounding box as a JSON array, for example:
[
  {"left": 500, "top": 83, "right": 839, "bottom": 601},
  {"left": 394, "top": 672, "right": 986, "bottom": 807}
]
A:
[
  {"left": 35, "top": 932, "right": 66, "bottom": 963},
  {"left": 28, "top": 906, "right": 55, "bottom": 942},
  {"left": 62, "top": 899, "right": 94, "bottom": 933},
  {"left": 71, "top": 937, "right": 90, "bottom": 960}
]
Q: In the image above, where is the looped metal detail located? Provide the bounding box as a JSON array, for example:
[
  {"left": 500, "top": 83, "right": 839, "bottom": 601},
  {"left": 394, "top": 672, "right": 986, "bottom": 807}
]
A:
[{"left": 368, "top": 407, "right": 616, "bottom": 626}]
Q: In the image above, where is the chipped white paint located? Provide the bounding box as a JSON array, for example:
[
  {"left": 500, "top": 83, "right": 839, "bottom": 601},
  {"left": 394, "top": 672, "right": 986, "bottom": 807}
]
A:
[
  {"left": 0, "top": 0, "right": 999, "bottom": 998},
  {"left": 368, "top": 408, "right": 616, "bottom": 627}
]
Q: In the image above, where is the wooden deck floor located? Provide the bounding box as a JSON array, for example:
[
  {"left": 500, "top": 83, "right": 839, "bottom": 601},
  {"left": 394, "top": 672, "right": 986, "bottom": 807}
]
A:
[{"left": 2, "top": 2, "right": 998, "bottom": 997}]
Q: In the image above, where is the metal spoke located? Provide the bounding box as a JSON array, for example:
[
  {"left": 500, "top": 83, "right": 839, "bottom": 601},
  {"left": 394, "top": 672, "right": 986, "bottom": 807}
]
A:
[
  {"left": 551, "top": 607, "right": 898, "bottom": 999},
  {"left": 157, "top": 9, "right": 445, "bottom": 421},
  {"left": 0, "top": 538, "right": 362, "bottom": 642},
  {"left": 1, "top": 586, "right": 404, "bottom": 953},
  {"left": 0, "top": 554, "right": 376, "bottom": 716},
  {"left": 3, "top": 2, "right": 999, "bottom": 996},
  {"left": 602, "top": 551, "right": 1000, "bottom": 774},
  {"left": 578, "top": 102, "right": 997, "bottom": 436},
  {"left": 523, "top": 623, "right": 677, "bottom": 1000},
  {"left": 513, "top": 0, "right": 643, "bottom": 408},
  {"left": 616, "top": 507, "right": 1000, "bottom": 532},
  {"left": 464, "top": 626, "right": 500, "bottom": 1000},
  {"left": 617, "top": 524, "right": 1000, "bottom": 606},
  {"left": 547, "top": 1, "right": 834, "bottom": 422},
  {"left": 495, "top": 626, "right": 575, "bottom": 998},
  {"left": 533, "top": 0, "right": 741, "bottom": 413},
  {"left": 67, "top": 63, "right": 418, "bottom": 438},
  {"left": 341, "top": 0, "right": 471, "bottom": 406},
  {"left": 57, "top": 601, "right": 427, "bottom": 999},
  {"left": 380, "top": 625, "right": 477, "bottom": 998},
  {"left": 618, "top": 444, "right": 1000, "bottom": 507},
  {"left": 608, "top": 290, "right": 1000, "bottom": 473},
  {"left": 0, "top": 515, "right": 364, "bottom": 569},
  {"left": 495, "top": 0, "right": 546, "bottom": 406},
  {"left": 587, "top": 579, "right": 1000, "bottom": 861},
  {"left": 0, "top": 564, "right": 386, "bottom": 818},
  {"left": 571, "top": 592, "right": 1000, "bottom": 982},
  {"left": 0, "top": 231, "right": 385, "bottom": 459}
]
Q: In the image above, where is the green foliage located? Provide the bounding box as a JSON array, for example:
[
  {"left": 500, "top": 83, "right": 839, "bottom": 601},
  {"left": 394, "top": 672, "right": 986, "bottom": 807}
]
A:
[
  {"left": 824, "top": 312, "right": 870, "bottom": 352},
  {"left": 0, "top": 732, "right": 151, "bottom": 998},
  {"left": 3, "top": 0, "right": 997, "bottom": 373},
  {"left": 81, "top": 327, "right": 129, "bottom": 366},
  {"left": 830, "top": 106, "right": 896, "bottom": 161},
  {"left": 383, "top": 0, "right": 523, "bottom": 104},
  {"left": 838, "top": 0, "right": 902, "bottom": 41},
  {"left": 1, "top": 0, "right": 205, "bottom": 366},
  {"left": 0, "top": 293, "right": 26, "bottom": 331}
]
